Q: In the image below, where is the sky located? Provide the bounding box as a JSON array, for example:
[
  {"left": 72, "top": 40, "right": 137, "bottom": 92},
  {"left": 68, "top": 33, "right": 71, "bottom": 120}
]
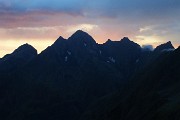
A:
[{"left": 0, "top": 0, "right": 180, "bottom": 57}]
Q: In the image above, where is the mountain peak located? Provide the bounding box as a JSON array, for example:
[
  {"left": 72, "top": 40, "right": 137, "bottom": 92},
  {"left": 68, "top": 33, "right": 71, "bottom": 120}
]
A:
[
  {"left": 53, "top": 36, "right": 66, "bottom": 45},
  {"left": 154, "top": 41, "right": 175, "bottom": 52},
  {"left": 13, "top": 43, "right": 37, "bottom": 55},
  {"left": 0, "top": 43, "right": 37, "bottom": 71},
  {"left": 68, "top": 30, "right": 96, "bottom": 44},
  {"left": 71, "top": 30, "right": 90, "bottom": 38},
  {"left": 121, "top": 37, "right": 131, "bottom": 42},
  {"left": 74, "top": 30, "right": 87, "bottom": 34},
  {"left": 105, "top": 39, "right": 112, "bottom": 43},
  {"left": 58, "top": 36, "right": 65, "bottom": 40}
]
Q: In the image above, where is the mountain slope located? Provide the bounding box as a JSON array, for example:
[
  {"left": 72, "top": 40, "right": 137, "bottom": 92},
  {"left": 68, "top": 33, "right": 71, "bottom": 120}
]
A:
[
  {"left": 0, "top": 44, "right": 37, "bottom": 72},
  {"left": 0, "top": 30, "right": 178, "bottom": 120},
  {"left": 80, "top": 47, "right": 180, "bottom": 120},
  {"left": 0, "top": 31, "right": 136, "bottom": 120},
  {"left": 100, "top": 37, "right": 142, "bottom": 77},
  {"left": 154, "top": 41, "right": 175, "bottom": 53}
]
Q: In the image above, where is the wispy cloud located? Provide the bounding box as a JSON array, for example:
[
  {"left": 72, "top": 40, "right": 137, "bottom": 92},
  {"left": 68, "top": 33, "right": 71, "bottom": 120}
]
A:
[
  {"left": 140, "top": 26, "right": 153, "bottom": 33},
  {"left": 0, "top": 0, "right": 180, "bottom": 57},
  {"left": 66, "top": 24, "right": 98, "bottom": 33}
]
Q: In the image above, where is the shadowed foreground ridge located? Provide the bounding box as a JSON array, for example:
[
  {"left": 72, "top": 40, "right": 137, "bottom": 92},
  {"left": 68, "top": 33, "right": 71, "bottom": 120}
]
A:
[
  {"left": 0, "top": 30, "right": 179, "bottom": 120},
  {"left": 81, "top": 47, "right": 180, "bottom": 120}
]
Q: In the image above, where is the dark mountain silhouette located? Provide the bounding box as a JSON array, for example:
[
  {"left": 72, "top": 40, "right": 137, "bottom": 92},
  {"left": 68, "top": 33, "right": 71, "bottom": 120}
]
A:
[
  {"left": 100, "top": 37, "right": 141, "bottom": 78},
  {"left": 80, "top": 47, "right": 180, "bottom": 120},
  {"left": 69, "top": 30, "right": 96, "bottom": 45},
  {"left": 135, "top": 41, "right": 175, "bottom": 72},
  {"left": 0, "top": 30, "right": 179, "bottom": 120},
  {"left": 0, "top": 43, "right": 37, "bottom": 72},
  {"left": 154, "top": 41, "right": 175, "bottom": 52}
]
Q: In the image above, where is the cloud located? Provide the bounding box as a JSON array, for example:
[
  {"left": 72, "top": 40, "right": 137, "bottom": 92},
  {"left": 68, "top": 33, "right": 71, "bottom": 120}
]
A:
[
  {"left": 140, "top": 26, "right": 153, "bottom": 33},
  {"left": 83, "top": 0, "right": 180, "bottom": 20},
  {"left": 1, "top": 0, "right": 180, "bottom": 20},
  {"left": 135, "top": 34, "right": 165, "bottom": 48},
  {"left": 0, "top": 0, "right": 85, "bottom": 15},
  {"left": 66, "top": 24, "right": 98, "bottom": 33},
  {"left": 1, "top": 0, "right": 180, "bottom": 28},
  {"left": 142, "top": 45, "right": 154, "bottom": 51},
  {"left": 0, "top": 0, "right": 180, "bottom": 57},
  {"left": 0, "top": 23, "right": 98, "bottom": 40},
  {"left": 135, "top": 22, "right": 180, "bottom": 47}
]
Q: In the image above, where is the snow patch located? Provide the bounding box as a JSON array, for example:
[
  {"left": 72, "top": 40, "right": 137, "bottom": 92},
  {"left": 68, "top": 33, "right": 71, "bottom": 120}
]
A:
[
  {"left": 84, "top": 43, "right": 87, "bottom": 47},
  {"left": 65, "top": 56, "right": 68, "bottom": 62},
  {"left": 161, "top": 48, "right": 175, "bottom": 52},
  {"left": 109, "top": 57, "right": 116, "bottom": 63},
  {"left": 99, "top": 50, "right": 102, "bottom": 54},
  {"left": 136, "top": 59, "right": 139, "bottom": 63},
  {"left": 67, "top": 51, "right": 71, "bottom": 55}
]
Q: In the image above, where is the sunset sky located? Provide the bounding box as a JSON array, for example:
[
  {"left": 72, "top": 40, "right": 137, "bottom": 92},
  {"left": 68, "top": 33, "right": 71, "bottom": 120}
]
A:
[{"left": 0, "top": 0, "right": 180, "bottom": 57}]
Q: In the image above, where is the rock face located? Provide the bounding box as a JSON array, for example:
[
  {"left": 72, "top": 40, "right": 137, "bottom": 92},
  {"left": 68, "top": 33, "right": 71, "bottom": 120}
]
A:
[{"left": 0, "top": 30, "right": 178, "bottom": 120}]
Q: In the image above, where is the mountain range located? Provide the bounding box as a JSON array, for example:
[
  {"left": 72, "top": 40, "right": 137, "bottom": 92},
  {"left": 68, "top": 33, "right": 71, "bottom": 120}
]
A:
[{"left": 0, "top": 30, "right": 179, "bottom": 120}]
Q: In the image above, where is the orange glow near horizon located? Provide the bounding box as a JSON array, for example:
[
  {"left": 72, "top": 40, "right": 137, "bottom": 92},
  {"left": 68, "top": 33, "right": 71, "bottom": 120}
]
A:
[
  {"left": 0, "top": 30, "right": 179, "bottom": 58},
  {"left": 0, "top": 0, "right": 180, "bottom": 58}
]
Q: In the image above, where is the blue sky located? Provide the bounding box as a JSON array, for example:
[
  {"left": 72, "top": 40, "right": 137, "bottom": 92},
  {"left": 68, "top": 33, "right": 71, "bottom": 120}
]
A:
[{"left": 0, "top": 0, "right": 180, "bottom": 57}]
